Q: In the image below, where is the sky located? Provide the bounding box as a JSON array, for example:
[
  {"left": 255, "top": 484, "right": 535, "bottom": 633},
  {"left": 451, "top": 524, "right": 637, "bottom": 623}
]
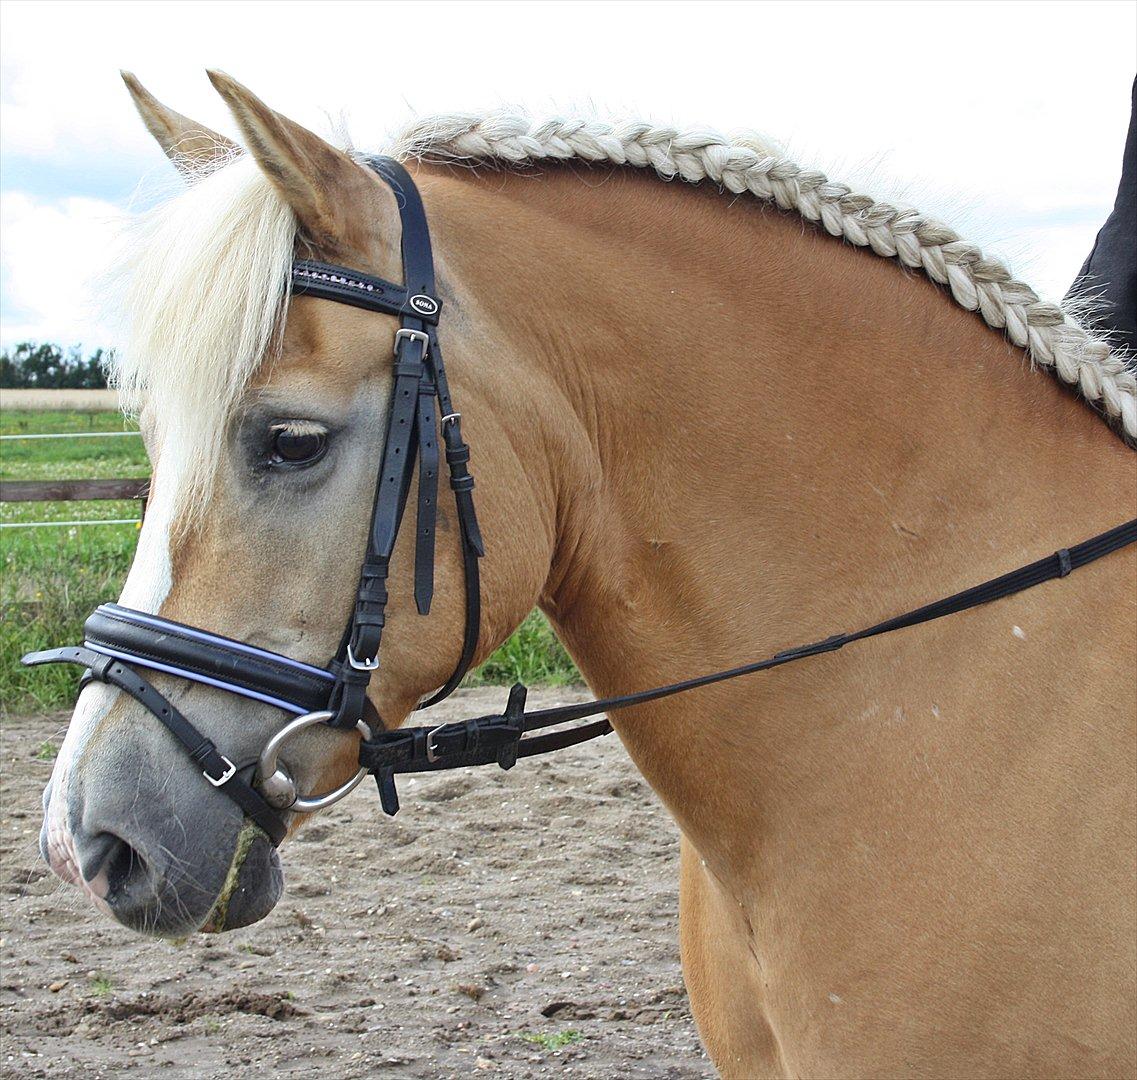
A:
[{"left": 1, "top": 0, "right": 1134, "bottom": 351}]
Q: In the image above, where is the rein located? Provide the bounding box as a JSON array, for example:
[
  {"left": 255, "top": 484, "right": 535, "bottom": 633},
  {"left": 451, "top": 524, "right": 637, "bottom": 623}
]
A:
[{"left": 21, "top": 156, "right": 1137, "bottom": 844}]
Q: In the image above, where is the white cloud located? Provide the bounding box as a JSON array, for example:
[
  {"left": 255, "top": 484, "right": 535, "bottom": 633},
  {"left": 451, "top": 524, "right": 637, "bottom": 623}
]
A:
[
  {"left": 0, "top": 0, "right": 1134, "bottom": 344},
  {"left": 0, "top": 192, "right": 123, "bottom": 346}
]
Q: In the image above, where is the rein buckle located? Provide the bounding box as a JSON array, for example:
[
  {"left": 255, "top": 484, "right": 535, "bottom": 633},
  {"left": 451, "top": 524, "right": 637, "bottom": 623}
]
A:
[{"left": 425, "top": 724, "right": 447, "bottom": 764}]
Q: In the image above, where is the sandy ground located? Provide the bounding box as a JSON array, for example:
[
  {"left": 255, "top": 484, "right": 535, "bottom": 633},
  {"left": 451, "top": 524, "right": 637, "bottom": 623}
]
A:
[{"left": 1, "top": 689, "right": 714, "bottom": 1079}]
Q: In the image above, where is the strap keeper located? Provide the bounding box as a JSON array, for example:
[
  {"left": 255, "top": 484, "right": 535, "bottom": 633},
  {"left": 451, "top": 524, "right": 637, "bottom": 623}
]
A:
[
  {"left": 360, "top": 558, "right": 389, "bottom": 579},
  {"left": 1056, "top": 548, "right": 1072, "bottom": 578},
  {"left": 188, "top": 738, "right": 217, "bottom": 764},
  {"left": 86, "top": 652, "right": 115, "bottom": 681},
  {"left": 496, "top": 683, "right": 528, "bottom": 771},
  {"left": 394, "top": 359, "right": 425, "bottom": 379}
]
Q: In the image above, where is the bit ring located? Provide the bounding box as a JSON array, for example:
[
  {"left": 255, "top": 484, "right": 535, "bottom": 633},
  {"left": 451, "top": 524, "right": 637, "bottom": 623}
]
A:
[{"left": 255, "top": 710, "right": 371, "bottom": 813}]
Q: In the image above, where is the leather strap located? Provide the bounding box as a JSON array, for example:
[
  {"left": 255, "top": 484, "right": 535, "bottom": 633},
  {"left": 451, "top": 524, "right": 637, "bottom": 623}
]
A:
[
  {"left": 367, "top": 158, "right": 437, "bottom": 296},
  {"left": 22, "top": 646, "right": 287, "bottom": 846},
  {"left": 414, "top": 357, "right": 440, "bottom": 614},
  {"left": 325, "top": 156, "right": 484, "bottom": 727},
  {"left": 291, "top": 260, "right": 440, "bottom": 324},
  {"left": 359, "top": 518, "right": 1137, "bottom": 814},
  {"left": 84, "top": 605, "right": 333, "bottom": 714}
]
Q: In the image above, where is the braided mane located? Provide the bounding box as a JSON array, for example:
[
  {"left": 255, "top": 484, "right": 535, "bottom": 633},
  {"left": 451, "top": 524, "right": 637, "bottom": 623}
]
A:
[{"left": 393, "top": 112, "right": 1136, "bottom": 444}]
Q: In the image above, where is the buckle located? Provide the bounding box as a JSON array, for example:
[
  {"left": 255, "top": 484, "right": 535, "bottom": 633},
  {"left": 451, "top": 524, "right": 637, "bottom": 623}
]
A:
[
  {"left": 440, "top": 411, "right": 461, "bottom": 428},
  {"left": 203, "top": 755, "right": 237, "bottom": 787},
  {"left": 393, "top": 328, "right": 430, "bottom": 357},
  {"left": 426, "top": 724, "right": 447, "bottom": 763},
  {"left": 346, "top": 643, "right": 380, "bottom": 671}
]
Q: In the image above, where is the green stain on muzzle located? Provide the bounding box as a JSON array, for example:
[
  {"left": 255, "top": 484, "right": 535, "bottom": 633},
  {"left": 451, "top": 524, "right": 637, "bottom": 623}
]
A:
[{"left": 200, "top": 819, "right": 264, "bottom": 934}]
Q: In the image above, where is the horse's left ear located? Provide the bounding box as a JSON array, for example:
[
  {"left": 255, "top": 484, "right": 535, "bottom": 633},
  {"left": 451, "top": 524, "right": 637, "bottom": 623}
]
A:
[
  {"left": 121, "top": 72, "right": 238, "bottom": 176},
  {"left": 206, "top": 69, "right": 375, "bottom": 250}
]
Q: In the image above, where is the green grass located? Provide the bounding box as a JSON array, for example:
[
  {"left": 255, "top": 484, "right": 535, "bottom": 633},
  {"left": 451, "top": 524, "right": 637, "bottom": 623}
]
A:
[
  {"left": 466, "top": 609, "right": 579, "bottom": 688},
  {"left": 89, "top": 973, "right": 114, "bottom": 996},
  {"left": 2, "top": 411, "right": 147, "bottom": 711},
  {"left": 1, "top": 409, "right": 579, "bottom": 713},
  {"left": 518, "top": 1030, "right": 583, "bottom": 1052}
]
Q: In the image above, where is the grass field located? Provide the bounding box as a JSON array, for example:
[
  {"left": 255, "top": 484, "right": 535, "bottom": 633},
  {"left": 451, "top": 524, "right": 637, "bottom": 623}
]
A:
[{"left": 1, "top": 408, "right": 578, "bottom": 712}]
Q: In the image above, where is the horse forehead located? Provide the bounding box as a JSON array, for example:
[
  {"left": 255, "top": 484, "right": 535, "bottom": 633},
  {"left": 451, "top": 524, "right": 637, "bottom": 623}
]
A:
[{"left": 263, "top": 295, "right": 393, "bottom": 389}]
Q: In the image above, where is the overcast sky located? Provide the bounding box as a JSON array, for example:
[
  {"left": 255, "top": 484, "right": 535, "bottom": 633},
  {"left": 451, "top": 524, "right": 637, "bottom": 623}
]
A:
[{"left": 1, "top": 0, "right": 1133, "bottom": 350}]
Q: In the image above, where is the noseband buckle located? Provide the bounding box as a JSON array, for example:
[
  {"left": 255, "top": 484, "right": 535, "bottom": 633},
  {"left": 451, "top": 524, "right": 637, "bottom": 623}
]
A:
[
  {"left": 203, "top": 755, "right": 237, "bottom": 787},
  {"left": 346, "top": 643, "right": 380, "bottom": 671}
]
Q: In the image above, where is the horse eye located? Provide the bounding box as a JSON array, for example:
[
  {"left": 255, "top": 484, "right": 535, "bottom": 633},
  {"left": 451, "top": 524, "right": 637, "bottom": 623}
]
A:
[{"left": 270, "top": 428, "right": 327, "bottom": 466}]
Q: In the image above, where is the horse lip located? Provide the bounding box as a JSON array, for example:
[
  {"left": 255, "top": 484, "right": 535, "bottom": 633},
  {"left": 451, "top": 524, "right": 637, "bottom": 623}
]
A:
[{"left": 198, "top": 822, "right": 284, "bottom": 933}]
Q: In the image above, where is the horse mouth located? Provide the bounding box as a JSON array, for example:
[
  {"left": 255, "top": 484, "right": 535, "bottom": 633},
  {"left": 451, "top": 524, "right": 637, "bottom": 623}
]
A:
[{"left": 199, "top": 820, "right": 285, "bottom": 933}]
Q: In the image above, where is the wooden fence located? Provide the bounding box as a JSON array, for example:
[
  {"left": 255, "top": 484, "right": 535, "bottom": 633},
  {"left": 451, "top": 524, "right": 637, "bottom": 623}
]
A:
[
  {"left": 0, "top": 478, "right": 149, "bottom": 503},
  {"left": 0, "top": 424, "right": 148, "bottom": 527}
]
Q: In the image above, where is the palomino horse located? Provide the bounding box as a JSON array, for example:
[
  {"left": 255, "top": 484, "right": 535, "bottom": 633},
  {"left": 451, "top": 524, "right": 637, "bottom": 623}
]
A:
[{"left": 38, "top": 72, "right": 1136, "bottom": 1078}]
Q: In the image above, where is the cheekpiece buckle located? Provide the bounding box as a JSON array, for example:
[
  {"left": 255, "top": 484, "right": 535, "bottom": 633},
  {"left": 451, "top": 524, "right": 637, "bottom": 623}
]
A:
[
  {"left": 393, "top": 328, "right": 430, "bottom": 357},
  {"left": 203, "top": 755, "right": 237, "bottom": 787}
]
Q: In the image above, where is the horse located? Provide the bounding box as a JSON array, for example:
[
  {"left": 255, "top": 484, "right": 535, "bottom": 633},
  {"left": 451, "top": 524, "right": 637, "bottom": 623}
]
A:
[{"left": 37, "top": 71, "right": 1136, "bottom": 1078}]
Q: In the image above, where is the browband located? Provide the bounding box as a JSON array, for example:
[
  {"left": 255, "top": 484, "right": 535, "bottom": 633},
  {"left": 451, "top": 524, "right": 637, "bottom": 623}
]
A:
[{"left": 292, "top": 260, "right": 441, "bottom": 324}]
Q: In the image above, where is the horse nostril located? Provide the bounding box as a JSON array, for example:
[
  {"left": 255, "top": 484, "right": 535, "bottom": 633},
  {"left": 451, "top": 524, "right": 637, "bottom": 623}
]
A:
[{"left": 78, "top": 830, "right": 146, "bottom": 894}]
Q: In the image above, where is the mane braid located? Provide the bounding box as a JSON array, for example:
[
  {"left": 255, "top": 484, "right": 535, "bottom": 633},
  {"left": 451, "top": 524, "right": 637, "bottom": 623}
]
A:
[{"left": 393, "top": 111, "right": 1137, "bottom": 444}]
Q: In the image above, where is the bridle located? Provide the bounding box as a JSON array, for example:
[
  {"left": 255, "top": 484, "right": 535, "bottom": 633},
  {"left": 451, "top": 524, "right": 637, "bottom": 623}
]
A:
[
  {"left": 24, "top": 157, "right": 482, "bottom": 844},
  {"left": 22, "top": 157, "right": 1137, "bottom": 849}
]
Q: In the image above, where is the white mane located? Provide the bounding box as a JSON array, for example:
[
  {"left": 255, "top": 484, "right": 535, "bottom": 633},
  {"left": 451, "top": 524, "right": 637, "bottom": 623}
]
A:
[
  {"left": 105, "top": 112, "right": 1136, "bottom": 518},
  {"left": 105, "top": 153, "right": 296, "bottom": 516}
]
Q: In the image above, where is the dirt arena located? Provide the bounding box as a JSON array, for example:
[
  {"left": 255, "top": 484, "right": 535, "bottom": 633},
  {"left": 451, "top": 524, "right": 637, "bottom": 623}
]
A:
[{"left": 1, "top": 688, "right": 713, "bottom": 1079}]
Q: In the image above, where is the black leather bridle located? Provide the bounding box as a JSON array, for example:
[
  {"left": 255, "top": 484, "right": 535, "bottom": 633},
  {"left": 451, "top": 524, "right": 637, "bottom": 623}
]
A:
[{"left": 22, "top": 157, "right": 1137, "bottom": 848}]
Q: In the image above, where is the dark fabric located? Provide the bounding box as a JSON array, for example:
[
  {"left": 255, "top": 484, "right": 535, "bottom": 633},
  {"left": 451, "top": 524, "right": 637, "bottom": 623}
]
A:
[{"left": 1066, "top": 76, "right": 1137, "bottom": 353}]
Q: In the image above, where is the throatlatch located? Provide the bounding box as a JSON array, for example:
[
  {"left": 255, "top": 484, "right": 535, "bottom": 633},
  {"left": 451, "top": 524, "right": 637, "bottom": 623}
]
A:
[{"left": 21, "top": 153, "right": 1137, "bottom": 844}]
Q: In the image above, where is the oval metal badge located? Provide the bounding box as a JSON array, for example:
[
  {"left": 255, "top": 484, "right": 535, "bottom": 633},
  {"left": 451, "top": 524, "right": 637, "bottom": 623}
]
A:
[{"left": 410, "top": 294, "right": 439, "bottom": 316}]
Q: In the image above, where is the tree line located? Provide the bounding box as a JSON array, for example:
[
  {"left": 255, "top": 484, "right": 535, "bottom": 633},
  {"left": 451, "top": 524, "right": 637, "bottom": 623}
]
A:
[{"left": 0, "top": 343, "right": 110, "bottom": 389}]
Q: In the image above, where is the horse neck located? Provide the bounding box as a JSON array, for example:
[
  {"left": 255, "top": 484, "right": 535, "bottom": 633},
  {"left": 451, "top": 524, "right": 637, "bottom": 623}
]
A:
[{"left": 427, "top": 164, "right": 1136, "bottom": 867}]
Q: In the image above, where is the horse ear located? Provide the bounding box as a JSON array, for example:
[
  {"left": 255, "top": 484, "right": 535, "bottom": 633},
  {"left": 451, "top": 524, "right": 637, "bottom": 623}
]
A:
[
  {"left": 121, "top": 72, "right": 238, "bottom": 176},
  {"left": 206, "top": 69, "right": 373, "bottom": 249}
]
